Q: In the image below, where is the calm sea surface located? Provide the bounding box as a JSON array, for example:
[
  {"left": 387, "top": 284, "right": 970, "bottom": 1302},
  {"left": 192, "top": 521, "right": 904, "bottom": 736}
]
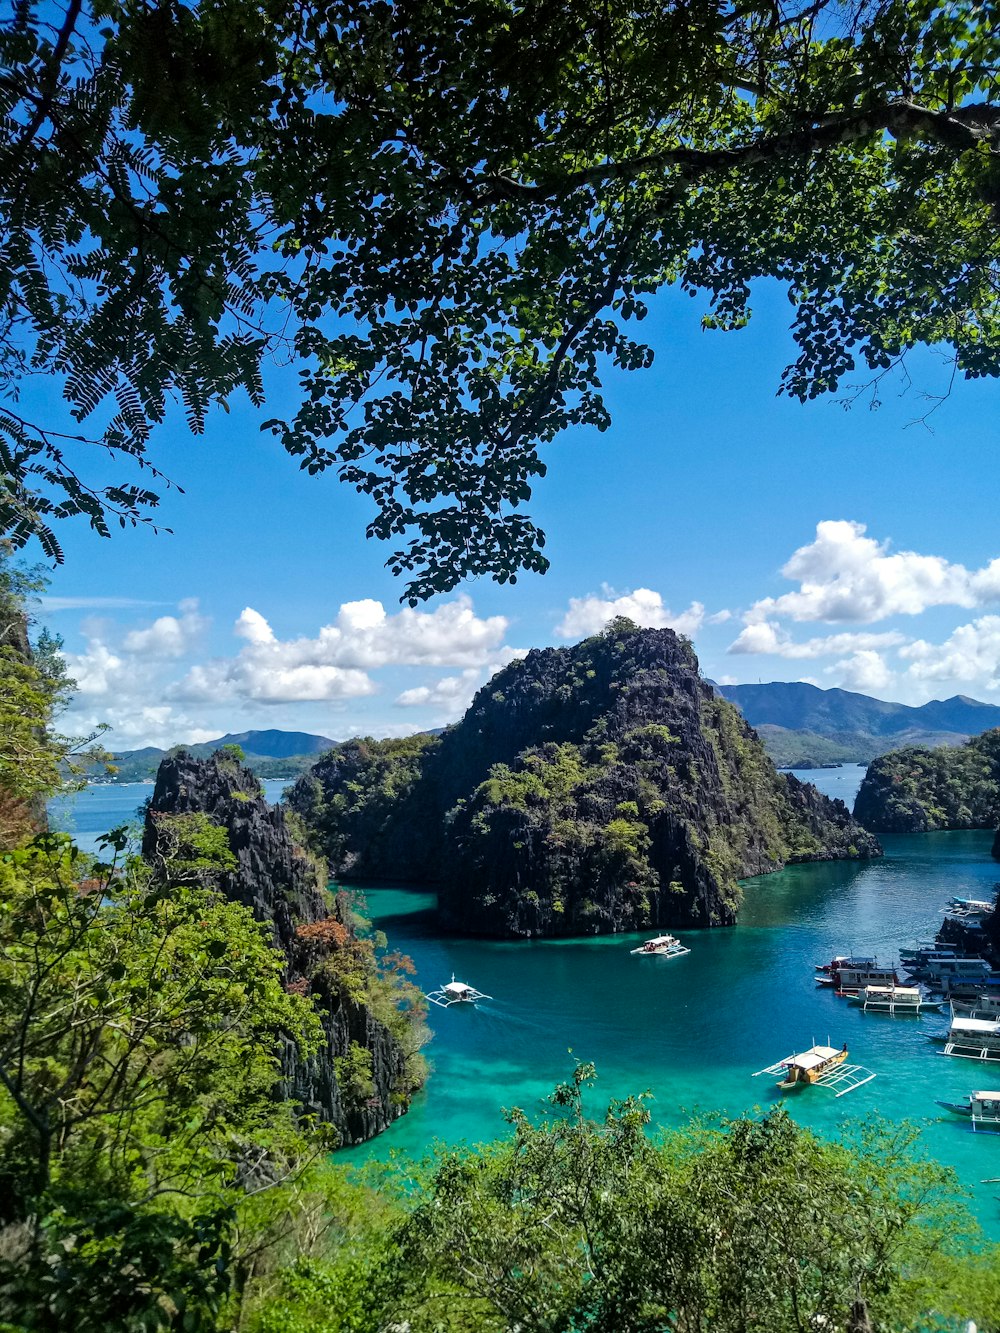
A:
[{"left": 48, "top": 767, "right": 1000, "bottom": 1235}]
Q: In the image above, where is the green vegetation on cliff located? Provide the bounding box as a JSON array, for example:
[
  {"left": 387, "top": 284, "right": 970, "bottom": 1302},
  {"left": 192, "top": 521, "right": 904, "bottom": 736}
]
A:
[
  {"left": 854, "top": 730, "right": 1000, "bottom": 834},
  {"left": 291, "top": 624, "right": 879, "bottom": 938}
]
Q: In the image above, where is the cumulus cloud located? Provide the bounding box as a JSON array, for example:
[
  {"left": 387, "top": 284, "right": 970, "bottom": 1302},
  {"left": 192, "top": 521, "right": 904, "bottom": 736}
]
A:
[
  {"left": 745, "top": 520, "right": 1000, "bottom": 625},
  {"left": 727, "top": 622, "right": 905, "bottom": 659},
  {"left": 899, "top": 616, "right": 1000, "bottom": 687},
  {"left": 826, "top": 650, "right": 894, "bottom": 694},
  {"left": 172, "top": 595, "right": 509, "bottom": 706},
  {"left": 396, "top": 669, "right": 482, "bottom": 710},
  {"left": 123, "top": 599, "right": 208, "bottom": 658},
  {"left": 555, "top": 586, "right": 705, "bottom": 639}
]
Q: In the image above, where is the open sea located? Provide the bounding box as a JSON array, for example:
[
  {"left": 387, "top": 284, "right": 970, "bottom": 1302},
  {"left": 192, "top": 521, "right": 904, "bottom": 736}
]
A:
[{"left": 49, "top": 766, "right": 1000, "bottom": 1236}]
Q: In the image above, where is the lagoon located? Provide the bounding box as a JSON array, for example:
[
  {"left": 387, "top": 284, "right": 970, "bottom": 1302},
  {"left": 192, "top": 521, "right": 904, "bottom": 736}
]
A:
[{"left": 49, "top": 766, "right": 1000, "bottom": 1234}]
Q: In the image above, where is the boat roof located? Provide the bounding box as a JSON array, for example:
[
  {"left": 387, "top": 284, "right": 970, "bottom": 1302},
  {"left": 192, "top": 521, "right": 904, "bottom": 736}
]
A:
[
  {"left": 951, "top": 1017, "right": 1000, "bottom": 1033},
  {"left": 444, "top": 980, "right": 475, "bottom": 993},
  {"left": 865, "top": 986, "right": 920, "bottom": 997},
  {"left": 973, "top": 1091, "right": 1000, "bottom": 1101},
  {"left": 644, "top": 935, "right": 679, "bottom": 945},
  {"left": 788, "top": 1045, "right": 841, "bottom": 1068}
]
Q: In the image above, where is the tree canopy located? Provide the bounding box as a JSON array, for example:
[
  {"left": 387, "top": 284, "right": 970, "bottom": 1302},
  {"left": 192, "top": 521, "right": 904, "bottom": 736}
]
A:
[{"left": 3, "top": 0, "right": 999, "bottom": 597}]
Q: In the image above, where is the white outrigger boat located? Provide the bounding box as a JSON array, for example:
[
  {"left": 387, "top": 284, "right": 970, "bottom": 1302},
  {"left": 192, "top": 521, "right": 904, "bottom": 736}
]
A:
[
  {"left": 951, "top": 993, "right": 1000, "bottom": 1021},
  {"left": 937, "top": 1090, "right": 1000, "bottom": 1132},
  {"left": 753, "top": 1043, "right": 876, "bottom": 1097},
  {"left": 630, "top": 934, "right": 690, "bottom": 959},
  {"left": 937, "top": 1016, "right": 1000, "bottom": 1062},
  {"left": 847, "top": 984, "right": 940, "bottom": 1015},
  {"left": 815, "top": 961, "right": 899, "bottom": 994},
  {"left": 425, "top": 975, "right": 492, "bottom": 1009}
]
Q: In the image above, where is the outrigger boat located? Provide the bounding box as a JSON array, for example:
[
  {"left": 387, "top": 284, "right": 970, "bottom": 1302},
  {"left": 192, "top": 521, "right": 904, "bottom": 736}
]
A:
[
  {"left": 908, "top": 956, "right": 993, "bottom": 986},
  {"left": 816, "top": 961, "right": 899, "bottom": 994},
  {"left": 753, "top": 1043, "right": 876, "bottom": 1097},
  {"left": 847, "top": 984, "right": 940, "bottom": 1014},
  {"left": 630, "top": 934, "right": 690, "bottom": 958},
  {"left": 951, "top": 993, "right": 1000, "bottom": 1021},
  {"left": 815, "top": 953, "right": 877, "bottom": 974},
  {"left": 937, "top": 1016, "right": 1000, "bottom": 1062},
  {"left": 937, "top": 1090, "right": 1000, "bottom": 1132},
  {"left": 425, "top": 975, "right": 492, "bottom": 1009}
]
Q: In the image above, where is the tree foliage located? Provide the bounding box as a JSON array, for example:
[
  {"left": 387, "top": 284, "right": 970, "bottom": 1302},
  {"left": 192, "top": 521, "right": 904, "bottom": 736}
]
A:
[
  {"left": 250, "top": 1063, "right": 1000, "bottom": 1333},
  {"left": 0, "top": 822, "right": 324, "bottom": 1328},
  {"left": 2, "top": 1, "right": 1000, "bottom": 594}
]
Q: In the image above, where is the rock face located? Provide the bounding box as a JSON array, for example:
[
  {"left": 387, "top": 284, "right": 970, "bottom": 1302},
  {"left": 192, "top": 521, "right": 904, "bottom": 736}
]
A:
[
  {"left": 854, "top": 730, "right": 1000, "bottom": 833},
  {"left": 290, "top": 624, "right": 880, "bottom": 938},
  {"left": 143, "top": 751, "right": 424, "bottom": 1146}
]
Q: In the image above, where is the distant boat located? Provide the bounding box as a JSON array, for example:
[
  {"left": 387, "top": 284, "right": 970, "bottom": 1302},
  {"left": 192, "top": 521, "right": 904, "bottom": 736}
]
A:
[
  {"left": 630, "top": 934, "right": 690, "bottom": 959},
  {"left": 847, "top": 984, "right": 940, "bottom": 1014},
  {"left": 425, "top": 975, "right": 492, "bottom": 1009},
  {"left": 815, "top": 953, "right": 877, "bottom": 973},
  {"left": 937, "top": 1090, "right": 1000, "bottom": 1132}
]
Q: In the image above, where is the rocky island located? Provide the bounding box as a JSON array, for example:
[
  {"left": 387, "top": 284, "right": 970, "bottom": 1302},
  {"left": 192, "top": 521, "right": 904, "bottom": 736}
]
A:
[
  {"left": 143, "top": 750, "right": 428, "bottom": 1145},
  {"left": 854, "top": 729, "right": 1000, "bottom": 839},
  {"left": 290, "top": 622, "right": 880, "bottom": 938}
]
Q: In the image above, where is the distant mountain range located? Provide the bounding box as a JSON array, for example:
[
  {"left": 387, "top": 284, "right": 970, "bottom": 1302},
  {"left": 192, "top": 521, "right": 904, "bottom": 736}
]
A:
[
  {"left": 715, "top": 682, "right": 1000, "bottom": 768},
  {"left": 100, "top": 729, "right": 336, "bottom": 782}
]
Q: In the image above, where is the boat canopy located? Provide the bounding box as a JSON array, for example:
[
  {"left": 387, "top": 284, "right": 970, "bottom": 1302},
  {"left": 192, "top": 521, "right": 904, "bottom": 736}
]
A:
[
  {"left": 865, "top": 985, "right": 920, "bottom": 999},
  {"left": 951, "top": 1017, "right": 1000, "bottom": 1034},
  {"left": 973, "top": 1091, "right": 1000, "bottom": 1101},
  {"left": 644, "top": 935, "right": 679, "bottom": 946},
  {"left": 788, "top": 1045, "right": 840, "bottom": 1070}
]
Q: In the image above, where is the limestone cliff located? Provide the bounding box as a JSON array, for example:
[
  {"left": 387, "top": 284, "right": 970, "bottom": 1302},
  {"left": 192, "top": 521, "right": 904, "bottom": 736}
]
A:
[
  {"left": 291, "top": 624, "right": 880, "bottom": 938},
  {"left": 854, "top": 730, "right": 1000, "bottom": 833},
  {"left": 143, "top": 751, "right": 426, "bottom": 1145}
]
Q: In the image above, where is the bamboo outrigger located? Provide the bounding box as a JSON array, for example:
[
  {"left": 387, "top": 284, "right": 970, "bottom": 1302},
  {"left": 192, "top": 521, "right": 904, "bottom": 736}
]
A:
[
  {"left": 753, "top": 1043, "right": 876, "bottom": 1097},
  {"left": 425, "top": 975, "right": 492, "bottom": 1009}
]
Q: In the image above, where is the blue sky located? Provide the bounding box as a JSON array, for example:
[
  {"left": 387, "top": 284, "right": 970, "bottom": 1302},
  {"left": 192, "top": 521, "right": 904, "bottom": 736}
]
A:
[{"left": 32, "top": 278, "right": 1000, "bottom": 750}]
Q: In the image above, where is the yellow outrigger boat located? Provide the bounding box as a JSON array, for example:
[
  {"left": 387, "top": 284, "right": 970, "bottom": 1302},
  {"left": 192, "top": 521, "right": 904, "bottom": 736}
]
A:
[
  {"left": 776, "top": 1044, "right": 847, "bottom": 1089},
  {"left": 753, "top": 1043, "right": 876, "bottom": 1098}
]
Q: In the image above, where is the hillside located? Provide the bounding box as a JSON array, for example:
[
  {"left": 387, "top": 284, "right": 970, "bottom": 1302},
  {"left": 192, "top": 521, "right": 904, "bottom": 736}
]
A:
[
  {"left": 102, "top": 728, "right": 336, "bottom": 782},
  {"left": 716, "top": 682, "right": 1000, "bottom": 768},
  {"left": 717, "top": 681, "right": 1000, "bottom": 738},
  {"left": 289, "top": 624, "right": 880, "bottom": 938},
  {"left": 853, "top": 729, "right": 1000, "bottom": 834}
]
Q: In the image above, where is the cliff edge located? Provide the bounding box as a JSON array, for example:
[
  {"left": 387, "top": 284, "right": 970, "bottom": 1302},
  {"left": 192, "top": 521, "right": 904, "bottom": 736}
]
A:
[{"left": 143, "top": 750, "right": 427, "bottom": 1145}]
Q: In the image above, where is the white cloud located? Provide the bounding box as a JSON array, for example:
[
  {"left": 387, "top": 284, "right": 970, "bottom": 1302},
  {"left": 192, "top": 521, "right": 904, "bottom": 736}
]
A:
[
  {"left": 39, "top": 596, "right": 165, "bottom": 613},
  {"left": 899, "top": 616, "right": 1000, "bottom": 687},
  {"left": 825, "top": 650, "right": 894, "bottom": 694},
  {"left": 555, "top": 586, "right": 705, "bottom": 639},
  {"left": 745, "top": 520, "right": 1000, "bottom": 624},
  {"left": 123, "top": 601, "right": 208, "bottom": 659},
  {"left": 707, "top": 609, "right": 732, "bottom": 624},
  {"left": 172, "top": 595, "right": 509, "bottom": 706},
  {"left": 396, "top": 668, "right": 482, "bottom": 710},
  {"left": 727, "top": 621, "right": 905, "bottom": 659}
]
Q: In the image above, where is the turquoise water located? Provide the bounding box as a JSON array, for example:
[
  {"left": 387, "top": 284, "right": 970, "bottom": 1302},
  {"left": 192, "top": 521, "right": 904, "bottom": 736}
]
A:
[
  {"left": 48, "top": 779, "right": 292, "bottom": 854},
  {"left": 47, "top": 768, "right": 1000, "bottom": 1234},
  {"left": 339, "top": 765, "right": 1000, "bottom": 1237}
]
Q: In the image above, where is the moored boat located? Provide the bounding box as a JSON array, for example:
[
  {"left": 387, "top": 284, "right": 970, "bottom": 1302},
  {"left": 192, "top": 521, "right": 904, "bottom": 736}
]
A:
[
  {"left": 937, "top": 1090, "right": 1000, "bottom": 1132},
  {"left": 426, "top": 975, "right": 492, "bottom": 1008},
  {"left": 816, "top": 961, "right": 899, "bottom": 993},
  {"left": 814, "top": 953, "right": 877, "bottom": 974},
  {"left": 940, "top": 1016, "right": 1000, "bottom": 1062},
  {"left": 951, "top": 993, "right": 1000, "bottom": 1021},
  {"left": 847, "top": 984, "right": 940, "bottom": 1014},
  {"left": 630, "top": 934, "right": 690, "bottom": 958}
]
